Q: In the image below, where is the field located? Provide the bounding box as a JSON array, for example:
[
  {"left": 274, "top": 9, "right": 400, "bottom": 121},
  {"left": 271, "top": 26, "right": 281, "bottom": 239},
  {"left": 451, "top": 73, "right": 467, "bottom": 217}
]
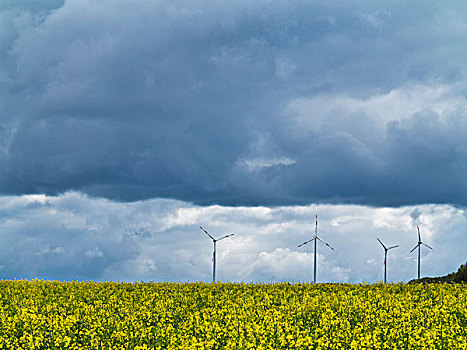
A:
[{"left": 0, "top": 281, "right": 466, "bottom": 349}]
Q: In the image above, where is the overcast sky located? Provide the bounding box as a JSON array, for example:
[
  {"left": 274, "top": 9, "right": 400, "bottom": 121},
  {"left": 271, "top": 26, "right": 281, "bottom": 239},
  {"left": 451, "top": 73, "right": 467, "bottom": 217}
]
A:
[{"left": 0, "top": 0, "right": 466, "bottom": 282}]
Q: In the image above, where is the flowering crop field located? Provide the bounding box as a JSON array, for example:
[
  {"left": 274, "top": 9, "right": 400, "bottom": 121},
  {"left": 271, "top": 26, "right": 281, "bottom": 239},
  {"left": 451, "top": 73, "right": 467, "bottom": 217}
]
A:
[{"left": 0, "top": 281, "right": 466, "bottom": 349}]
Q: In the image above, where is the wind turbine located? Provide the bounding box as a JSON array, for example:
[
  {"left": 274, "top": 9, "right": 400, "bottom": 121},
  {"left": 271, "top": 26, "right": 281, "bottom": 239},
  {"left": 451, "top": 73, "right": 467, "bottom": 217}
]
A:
[
  {"left": 199, "top": 226, "right": 234, "bottom": 283},
  {"left": 298, "top": 215, "right": 334, "bottom": 283},
  {"left": 410, "top": 225, "right": 433, "bottom": 280},
  {"left": 376, "top": 238, "right": 399, "bottom": 283}
]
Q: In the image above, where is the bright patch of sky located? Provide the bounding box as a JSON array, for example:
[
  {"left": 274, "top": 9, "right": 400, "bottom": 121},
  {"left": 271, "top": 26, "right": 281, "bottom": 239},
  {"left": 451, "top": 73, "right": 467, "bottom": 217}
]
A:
[{"left": 0, "top": 192, "right": 464, "bottom": 283}]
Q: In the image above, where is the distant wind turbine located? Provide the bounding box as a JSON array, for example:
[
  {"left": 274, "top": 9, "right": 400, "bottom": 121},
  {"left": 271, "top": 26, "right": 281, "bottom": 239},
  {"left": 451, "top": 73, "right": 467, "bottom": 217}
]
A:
[
  {"left": 410, "top": 225, "right": 433, "bottom": 280},
  {"left": 298, "top": 215, "right": 334, "bottom": 283},
  {"left": 377, "top": 238, "right": 399, "bottom": 283},
  {"left": 199, "top": 226, "right": 234, "bottom": 283}
]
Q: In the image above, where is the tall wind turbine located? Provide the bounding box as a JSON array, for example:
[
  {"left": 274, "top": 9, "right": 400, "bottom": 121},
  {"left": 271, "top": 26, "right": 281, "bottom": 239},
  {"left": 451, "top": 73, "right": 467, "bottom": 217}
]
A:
[
  {"left": 377, "top": 238, "right": 399, "bottom": 283},
  {"left": 298, "top": 215, "right": 334, "bottom": 283},
  {"left": 410, "top": 225, "right": 433, "bottom": 280},
  {"left": 199, "top": 226, "right": 234, "bottom": 283}
]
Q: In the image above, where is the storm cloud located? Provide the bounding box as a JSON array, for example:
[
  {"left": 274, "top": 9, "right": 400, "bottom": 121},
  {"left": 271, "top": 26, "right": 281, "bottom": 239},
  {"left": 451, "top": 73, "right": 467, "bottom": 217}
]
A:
[{"left": 1, "top": 0, "right": 467, "bottom": 206}]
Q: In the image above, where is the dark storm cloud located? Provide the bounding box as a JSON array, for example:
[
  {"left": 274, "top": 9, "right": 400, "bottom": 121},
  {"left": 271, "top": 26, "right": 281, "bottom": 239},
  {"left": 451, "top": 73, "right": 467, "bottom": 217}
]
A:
[{"left": 1, "top": 0, "right": 467, "bottom": 206}]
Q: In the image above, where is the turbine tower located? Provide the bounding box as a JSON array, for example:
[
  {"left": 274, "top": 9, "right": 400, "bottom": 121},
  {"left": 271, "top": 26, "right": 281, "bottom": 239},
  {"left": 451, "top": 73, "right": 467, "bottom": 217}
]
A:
[
  {"left": 298, "top": 215, "right": 334, "bottom": 283},
  {"left": 377, "top": 238, "right": 399, "bottom": 283},
  {"left": 410, "top": 225, "right": 433, "bottom": 280},
  {"left": 199, "top": 226, "right": 234, "bottom": 283}
]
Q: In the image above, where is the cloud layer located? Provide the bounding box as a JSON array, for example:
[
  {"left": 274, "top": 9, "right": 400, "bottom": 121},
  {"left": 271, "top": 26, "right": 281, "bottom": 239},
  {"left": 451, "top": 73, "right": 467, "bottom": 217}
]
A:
[
  {"left": 1, "top": 0, "right": 467, "bottom": 206},
  {"left": 0, "top": 192, "right": 465, "bottom": 283}
]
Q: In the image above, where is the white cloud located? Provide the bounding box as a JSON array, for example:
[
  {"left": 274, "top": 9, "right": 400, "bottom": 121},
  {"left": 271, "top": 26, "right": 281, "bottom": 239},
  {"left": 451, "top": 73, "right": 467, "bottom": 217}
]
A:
[
  {"left": 0, "top": 192, "right": 465, "bottom": 283},
  {"left": 285, "top": 84, "right": 467, "bottom": 141},
  {"left": 241, "top": 156, "right": 296, "bottom": 171},
  {"left": 235, "top": 132, "right": 296, "bottom": 172}
]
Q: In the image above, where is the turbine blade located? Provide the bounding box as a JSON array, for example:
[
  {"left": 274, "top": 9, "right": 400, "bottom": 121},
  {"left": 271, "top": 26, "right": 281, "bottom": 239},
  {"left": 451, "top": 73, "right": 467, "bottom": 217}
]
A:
[
  {"left": 298, "top": 238, "right": 314, "bottom": 247},
  {"left": 387, "top": 245, "right": 399, "bottom": 250},
  {"left": 422, "top": 243, "right": 433, "bottom": 250},
  {"left": 409, "top": 244, "right": 420, "bottom": 253},
  {"left": 417, "top": 225, "right": 421, "bottom": 242},
  {"left": 199, "top": 226, "right": 215, "bottom": 241},
  {"left": 377, "top": 238, "right": 387, "bottom": 249},
  {"left": 217, "top": 233, "right": 234, "bottom": 241},
  {"left": 317, "top": 237, "right": 334, "bottom": 250}
]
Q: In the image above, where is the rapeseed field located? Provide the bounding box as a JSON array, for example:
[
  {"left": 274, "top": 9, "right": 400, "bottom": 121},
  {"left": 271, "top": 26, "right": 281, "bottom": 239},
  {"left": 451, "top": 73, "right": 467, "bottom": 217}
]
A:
[{"left": 0, "top": 280, "right": 465, "bottom": 349}]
